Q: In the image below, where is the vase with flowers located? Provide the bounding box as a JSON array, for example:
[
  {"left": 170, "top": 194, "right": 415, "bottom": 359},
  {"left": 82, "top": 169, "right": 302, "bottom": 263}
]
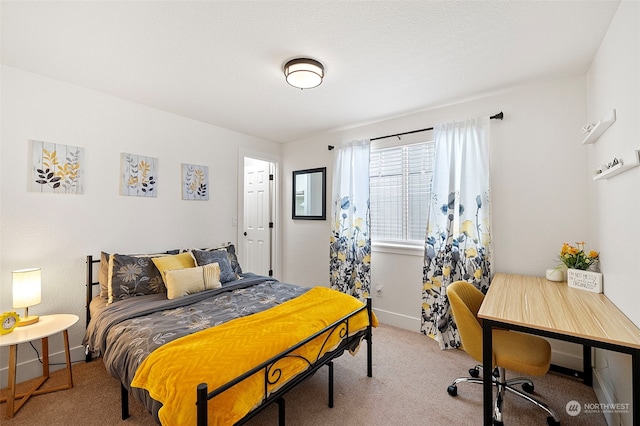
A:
[{"left": 559, "top": 242, "right": 602, "bottom": 293}]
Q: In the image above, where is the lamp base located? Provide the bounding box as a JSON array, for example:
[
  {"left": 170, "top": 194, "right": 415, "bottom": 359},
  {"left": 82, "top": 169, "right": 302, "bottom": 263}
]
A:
[{"left": 17, "top": 315, "right": 39, "bottom": 326}]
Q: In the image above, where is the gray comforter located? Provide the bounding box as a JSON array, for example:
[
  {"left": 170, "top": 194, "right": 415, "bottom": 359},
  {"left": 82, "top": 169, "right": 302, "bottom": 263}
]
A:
[{"left": 83, "top": 273, "right": 309, "bottom": 422}]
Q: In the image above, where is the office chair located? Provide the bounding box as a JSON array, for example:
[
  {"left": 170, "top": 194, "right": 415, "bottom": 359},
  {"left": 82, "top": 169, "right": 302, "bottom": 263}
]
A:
[{"left": 445, "top": 280, "right": 560, "bottom": 426}]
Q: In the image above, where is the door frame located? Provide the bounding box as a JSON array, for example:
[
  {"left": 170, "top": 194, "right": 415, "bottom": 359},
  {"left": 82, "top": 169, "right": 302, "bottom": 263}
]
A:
[{"left": 237, "top": 148, "right": 281, "bottom": 280}]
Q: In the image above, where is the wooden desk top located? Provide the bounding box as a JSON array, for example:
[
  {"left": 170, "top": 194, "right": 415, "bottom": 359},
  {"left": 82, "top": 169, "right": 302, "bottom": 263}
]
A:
[{"left": 478, "top": 273, "right": 640, "bottom": 350}]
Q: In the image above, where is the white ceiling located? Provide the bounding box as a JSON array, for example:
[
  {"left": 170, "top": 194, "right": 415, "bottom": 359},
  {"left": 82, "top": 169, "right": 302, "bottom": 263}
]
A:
[{"left": 1, "top": 1, "right": 620, "bottom": 143}]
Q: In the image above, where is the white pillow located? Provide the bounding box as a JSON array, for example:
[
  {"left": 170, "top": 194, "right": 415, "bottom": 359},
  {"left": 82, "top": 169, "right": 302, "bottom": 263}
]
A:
[{"left": 164, "top": 263, "right": 221, "bottom": 300}]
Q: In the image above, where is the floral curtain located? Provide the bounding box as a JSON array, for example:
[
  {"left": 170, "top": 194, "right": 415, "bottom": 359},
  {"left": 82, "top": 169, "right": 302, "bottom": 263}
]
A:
[
  {"left": 421, "top": 117, "right": 492, "bottom": 349},
  {"left": 329, "top": 139, "right": 371, "bottom": 302}
]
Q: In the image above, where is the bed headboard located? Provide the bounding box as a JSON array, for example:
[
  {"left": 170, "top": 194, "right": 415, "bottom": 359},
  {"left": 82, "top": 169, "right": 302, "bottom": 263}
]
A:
[{"left": 85, "top": 255, "right": 100, "bottom": 328}]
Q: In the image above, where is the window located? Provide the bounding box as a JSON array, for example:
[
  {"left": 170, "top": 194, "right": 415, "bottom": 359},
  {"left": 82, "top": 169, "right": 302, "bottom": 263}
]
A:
[{"left": 369, "top": 132, "right": 434, "bottom": 245}]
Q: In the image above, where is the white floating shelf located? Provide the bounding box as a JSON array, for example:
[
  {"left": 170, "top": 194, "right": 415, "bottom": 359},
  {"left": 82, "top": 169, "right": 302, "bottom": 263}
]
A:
[
  {"left": 593, "top": 150, "right": 640, "bottom": 181},
  {"left": 582, "top": 109, "right": 616, "bottom": 145}
]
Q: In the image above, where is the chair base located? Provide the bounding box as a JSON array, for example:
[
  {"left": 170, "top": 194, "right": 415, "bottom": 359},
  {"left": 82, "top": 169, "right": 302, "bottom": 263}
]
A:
[{"left": 447, "top": 365, "right": 560, "bottom": 426}]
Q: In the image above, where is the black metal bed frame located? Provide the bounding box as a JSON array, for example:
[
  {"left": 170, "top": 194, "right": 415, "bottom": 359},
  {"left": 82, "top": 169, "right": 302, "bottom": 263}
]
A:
[{"left": 85, "top": 255, "right": 374, "bottom": 425}]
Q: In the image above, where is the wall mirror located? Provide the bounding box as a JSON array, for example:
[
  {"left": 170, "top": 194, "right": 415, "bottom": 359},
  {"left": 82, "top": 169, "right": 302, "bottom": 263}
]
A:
[{"left": 292, "top": 167, "right": 326, "bottom": 220}]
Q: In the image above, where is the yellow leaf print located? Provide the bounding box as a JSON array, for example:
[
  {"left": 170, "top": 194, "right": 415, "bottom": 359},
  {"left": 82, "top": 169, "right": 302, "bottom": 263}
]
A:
[
  {"left": 362, "top": 253, "right": 371, "bottom": 264},
  {"left": 337, "top": 252, "right": 346, "bottom": 262},
  {"left": 474, "top": 269, "right": 483, "bottom": 280},
  {"left": 442, "top": 266, "right": 451, "bottom": 277},
  {"left": 464, "top": 247, "right": 477, "bottom": 258}
]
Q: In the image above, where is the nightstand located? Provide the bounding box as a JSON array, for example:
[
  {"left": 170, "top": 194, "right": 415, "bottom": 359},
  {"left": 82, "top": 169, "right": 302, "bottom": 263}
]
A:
[{"left": 0, "top": 313, "right": 79, "bottom": 419}]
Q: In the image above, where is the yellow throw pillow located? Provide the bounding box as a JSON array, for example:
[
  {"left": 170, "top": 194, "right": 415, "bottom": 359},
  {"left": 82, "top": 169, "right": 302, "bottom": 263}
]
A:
[
  {"left": 152, "top": 252, "right": 196, "bottom": 284},
  {"left": 202, "top": 262, "right": 221, "bottom": 290},
  {"left": 164, "top": 264, "right": 221, "bottom": 299}
]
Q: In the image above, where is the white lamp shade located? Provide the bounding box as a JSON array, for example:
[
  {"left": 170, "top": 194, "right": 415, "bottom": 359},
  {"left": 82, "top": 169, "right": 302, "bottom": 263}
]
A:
[
  {"left": 13, "top": 268, "right": 42, "bottom": 309},
  {"left": 284, "top": 58, "right": 324, "bottom": 89}
]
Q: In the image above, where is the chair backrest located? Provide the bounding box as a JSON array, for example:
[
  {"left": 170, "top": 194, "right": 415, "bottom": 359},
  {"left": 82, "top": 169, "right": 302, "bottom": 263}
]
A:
[{"left": 446, "top": 280, "right": 485, "bottom": 363}]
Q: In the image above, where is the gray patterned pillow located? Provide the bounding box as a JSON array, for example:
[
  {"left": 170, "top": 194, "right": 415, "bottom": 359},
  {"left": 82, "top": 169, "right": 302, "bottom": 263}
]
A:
[
  {"left": 224, "top": 244, "right": 243, "bottom": 275},
  {"left": 191, "top": 250, "right": 236, "bottom": 283},
  {"left": 107, "top": 254, "right": 166, "bottom": 304}
]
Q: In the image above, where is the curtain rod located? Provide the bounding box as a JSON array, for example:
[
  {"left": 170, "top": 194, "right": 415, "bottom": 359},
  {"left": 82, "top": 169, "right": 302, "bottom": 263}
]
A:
[{"left": 328, "top": 111, "right": 503, "bottom": 150}]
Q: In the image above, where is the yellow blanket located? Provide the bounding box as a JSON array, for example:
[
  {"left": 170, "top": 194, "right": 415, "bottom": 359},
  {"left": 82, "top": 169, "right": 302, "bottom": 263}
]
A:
[{"left": 131, "top": 287, "right": 378, "bottom": 425}]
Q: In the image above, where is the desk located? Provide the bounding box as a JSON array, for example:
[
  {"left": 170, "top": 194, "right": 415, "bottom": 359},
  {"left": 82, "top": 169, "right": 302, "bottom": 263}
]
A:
[
  {"left": 0, "top": 314, "right": 79, "bottom": 418},
  {"left": 478, "top": 273, "right": 640, "bottom": 425}
]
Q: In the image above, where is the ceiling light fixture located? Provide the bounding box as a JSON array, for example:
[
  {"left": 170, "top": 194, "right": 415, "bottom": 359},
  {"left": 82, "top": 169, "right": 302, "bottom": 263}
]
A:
[{"left": 283, "top": 58, "right": 324, "bottom": 90}]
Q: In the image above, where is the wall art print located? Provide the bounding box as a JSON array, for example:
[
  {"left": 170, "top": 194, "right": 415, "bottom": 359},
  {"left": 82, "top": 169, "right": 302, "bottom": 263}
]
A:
[
  {"left": 30, "top": 140, "right": 84, "bottom": 194},
  {"left": 181, "top": 163, "right": 209, "bottom": 200},
  {"left": 120, "top": 152, "right": 157, "bottom": 197}
]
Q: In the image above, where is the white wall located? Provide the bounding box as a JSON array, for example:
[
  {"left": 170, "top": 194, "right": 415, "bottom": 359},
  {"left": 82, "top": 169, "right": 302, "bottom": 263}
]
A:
[
  {"left": 586, "top": 2, "right": 639, "bottom": 425},
  {"left": 282, "top": 75, "right": 590, "bottom": 367},
  {"left": 0, "top": 66, "right": 281, "bottom": 383}
]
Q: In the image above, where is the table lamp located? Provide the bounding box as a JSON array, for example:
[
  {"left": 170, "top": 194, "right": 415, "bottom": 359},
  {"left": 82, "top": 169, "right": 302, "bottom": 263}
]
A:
[{"left": 12, "top": 268, "right": 42, "bottom": 326}]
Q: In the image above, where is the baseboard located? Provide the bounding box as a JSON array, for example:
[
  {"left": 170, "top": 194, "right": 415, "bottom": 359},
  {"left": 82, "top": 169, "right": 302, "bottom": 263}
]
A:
[
  {"left": 593, "top": 367, "right": 622, "bottom": 426},
  {"left": 0, "top": 345, "right": 86, "bottom": 386},
  {"left": 372, "top": 308, "right": 421, "bottom": 332}
]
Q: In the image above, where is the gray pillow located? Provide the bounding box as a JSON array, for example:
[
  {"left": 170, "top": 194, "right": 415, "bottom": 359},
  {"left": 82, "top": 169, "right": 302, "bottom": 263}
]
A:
[
  {"left": 191, "top": 249, "right": 236, "bottom": 283},
  {"left": 108, "top": 253, "right": 165, "bottom": 303},
  {"left": 224, "top": 244, "right": 243, "bottom": 275}
]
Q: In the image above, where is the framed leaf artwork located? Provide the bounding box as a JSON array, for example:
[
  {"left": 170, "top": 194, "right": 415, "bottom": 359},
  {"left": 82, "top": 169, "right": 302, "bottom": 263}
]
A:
[
  {"left": 182, "top": 163, "right": 209, "bottom": 200},
  {"left": 120, "top": 153, "right": 157, "bottom": 197},
  {"left": 30, "top": 140, "right": 85, "bottom": 194}
]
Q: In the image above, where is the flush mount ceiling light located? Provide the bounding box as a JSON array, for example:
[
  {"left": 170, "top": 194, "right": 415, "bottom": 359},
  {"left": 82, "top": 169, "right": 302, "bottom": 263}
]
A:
[{"left": 283, "top": 58, "right": 324, "bottom": 89}]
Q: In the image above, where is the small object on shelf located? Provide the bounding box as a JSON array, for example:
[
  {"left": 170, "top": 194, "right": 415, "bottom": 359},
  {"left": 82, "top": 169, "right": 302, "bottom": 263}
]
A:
[
  {"left": 1, "top": 312, "right": 20, "bottom": 334},
  {"left": 593, "top": 150, "right": 640, "bottom": 181},
  {"left": 581, "top": 109, "right": 616, "bottom": 145},
  {"left": 567, "top": 268, "right": 603, "bottom": 293}
]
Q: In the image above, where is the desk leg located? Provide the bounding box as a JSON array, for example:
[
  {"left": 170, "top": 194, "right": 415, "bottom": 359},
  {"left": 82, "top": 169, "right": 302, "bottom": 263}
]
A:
[
  {"left": 6, "top": 345, "right": 18, "bottom": 419},
  {"left": 583, "top": 345, "right": 592, "bottom": 386},
  {"left": 482, "top": 321, "right": 493, "bottom": 426},
  {"left": 633, "top": 349, "right": 639, "bottom": 426}
]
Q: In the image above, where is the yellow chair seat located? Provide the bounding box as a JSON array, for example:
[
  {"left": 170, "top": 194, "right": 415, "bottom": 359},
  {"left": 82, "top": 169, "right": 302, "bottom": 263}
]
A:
[{"left": 492, "top": 329, "right": 550, "bottom": 376}]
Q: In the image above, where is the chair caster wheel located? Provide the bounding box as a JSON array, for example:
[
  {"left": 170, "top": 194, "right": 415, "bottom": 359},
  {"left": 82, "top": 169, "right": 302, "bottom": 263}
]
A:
[
  {"left": 447, "top": 385, "right": 458, "bottom": 396},
  {"left": 546, "top": 416, "right": 560, "bottom": 426},
  {"left": 469, "top": 368, "right": 480, "bottom": 377},
  {"left": 522, "top": 382, "right": 534, "bottom": 393}
]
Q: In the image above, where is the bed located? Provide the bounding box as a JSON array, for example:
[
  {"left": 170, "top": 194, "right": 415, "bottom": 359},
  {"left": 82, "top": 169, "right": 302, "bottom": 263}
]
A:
[{"left": 82, "top": 246, "right": 376, "bottom": 425}]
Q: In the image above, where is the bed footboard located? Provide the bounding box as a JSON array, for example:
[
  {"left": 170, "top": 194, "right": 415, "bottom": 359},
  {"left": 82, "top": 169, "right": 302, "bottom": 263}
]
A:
[{"left": 196, "top": 298, "right": 374, "bottom": 426}]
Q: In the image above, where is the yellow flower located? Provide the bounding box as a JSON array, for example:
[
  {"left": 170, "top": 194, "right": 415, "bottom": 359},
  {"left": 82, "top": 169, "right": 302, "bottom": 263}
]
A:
[
  {"left": 442, "top": 266, "right": 451, "bottom": 277},
  {"left": 354, "top": 217, "right": 364, "bottom": 230},
  {"left": 337, "top": 252, "right": 346, "bottom": 262},
  {"left": 588, "top": 250, "right": 599, "bottom": 259},
  {"left": 461, "top": 220, "right": 474, "bottom": 236},
  {"left": 355, "top": 281, "right": 362, "bottom": 289},
  {"left": 464, "top": 247, "right": 477, "bottom": 258},
  {"left": 474, "top": 269, "right": 483, "bottom": 280},
  {"left": 362, "top": 254, "right": 371, "bottom": 264}
]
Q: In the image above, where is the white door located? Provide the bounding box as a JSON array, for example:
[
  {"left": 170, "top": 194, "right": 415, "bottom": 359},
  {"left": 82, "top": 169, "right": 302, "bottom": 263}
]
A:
[{"left": 243, "top": 158, "right": 272, "bottom": 276}]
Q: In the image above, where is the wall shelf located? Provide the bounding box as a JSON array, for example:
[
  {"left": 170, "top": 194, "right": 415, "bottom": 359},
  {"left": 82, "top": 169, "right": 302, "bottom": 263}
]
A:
[
  {"left": 593, "top": 150, "right": 640, "bottom": 181},
  {"left": 582, "top": 109, "right": 616, "bottom": 145}
]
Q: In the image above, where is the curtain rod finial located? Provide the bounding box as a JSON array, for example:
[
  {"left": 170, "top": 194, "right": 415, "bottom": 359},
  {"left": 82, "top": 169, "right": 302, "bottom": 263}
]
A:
[{"left": 491, "top": 112, "right": 504, "bottom": 120}]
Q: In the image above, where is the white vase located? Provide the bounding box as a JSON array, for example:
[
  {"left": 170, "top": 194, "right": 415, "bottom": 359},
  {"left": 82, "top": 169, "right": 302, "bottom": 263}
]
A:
[{"left": 567, "top": 268, "right": 603, "bottom": 293}]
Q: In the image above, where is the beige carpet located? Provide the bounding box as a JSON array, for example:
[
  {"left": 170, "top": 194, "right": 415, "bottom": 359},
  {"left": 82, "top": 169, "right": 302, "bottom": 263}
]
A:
[{"left": 1, "top": 323, "right": 606, "bottom": 425}]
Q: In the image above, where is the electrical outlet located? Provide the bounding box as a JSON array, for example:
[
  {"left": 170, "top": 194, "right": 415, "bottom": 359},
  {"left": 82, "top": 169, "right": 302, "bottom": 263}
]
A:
[{"left": 376, "top": 285, "right": 383, "bottom": 296}]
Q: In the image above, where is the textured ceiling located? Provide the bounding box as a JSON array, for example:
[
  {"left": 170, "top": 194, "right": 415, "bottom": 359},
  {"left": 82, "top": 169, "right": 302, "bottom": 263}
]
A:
[{"left": 1, "top": 1, "right": 620, "bottom": 143}]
